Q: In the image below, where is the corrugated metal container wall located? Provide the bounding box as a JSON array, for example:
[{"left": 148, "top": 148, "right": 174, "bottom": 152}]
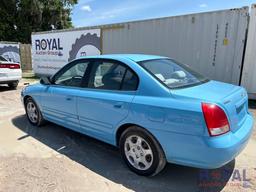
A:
[
  {"left": 241, "top": 4, "right": 256, "bottom": 98},
  {"left": 102, "top": 7, "right": 248, "bottom": 85}
]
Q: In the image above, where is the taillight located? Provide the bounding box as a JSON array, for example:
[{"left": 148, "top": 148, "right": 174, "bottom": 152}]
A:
[
  {"left": 0, "top": 64, "right": 20, "bottom": 69},
  {"left": 202, "top": 103, "right": 230, "bottom": 136}
]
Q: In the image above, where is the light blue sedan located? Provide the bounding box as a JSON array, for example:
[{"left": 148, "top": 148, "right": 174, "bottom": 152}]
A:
[{"left": 21, "top": 54, "right": 253, "bottom": 176}]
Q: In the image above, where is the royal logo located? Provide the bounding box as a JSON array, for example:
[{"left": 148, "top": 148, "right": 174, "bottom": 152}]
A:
[{"left": 35, "top": 38, "right": 63, "bottom": 51}]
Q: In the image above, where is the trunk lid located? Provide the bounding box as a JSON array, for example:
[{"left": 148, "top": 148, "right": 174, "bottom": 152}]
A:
[{"left": 172, "top": 80, "right": 248, "bottom": 133}]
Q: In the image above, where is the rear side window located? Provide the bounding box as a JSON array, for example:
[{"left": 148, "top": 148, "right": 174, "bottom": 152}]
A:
[
  {"left": 90, "top": 61, "right": 126, "bottom": 90},
  {"left": 89, "top": 60, "right": 138, "bottom": 91},
  {"left": 121, "top": 69, "right": 138, "bottom": 91}
]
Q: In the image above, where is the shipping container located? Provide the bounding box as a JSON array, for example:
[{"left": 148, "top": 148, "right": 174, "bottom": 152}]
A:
[
  {"left": 102, "top": 7, "right": 248, "bottom": 85},
  {"left": 32, "top": 7, "right": 249, "bottom": 84},
  {"left": 241, "top": 4, "right": 256, "bottom": 99}
]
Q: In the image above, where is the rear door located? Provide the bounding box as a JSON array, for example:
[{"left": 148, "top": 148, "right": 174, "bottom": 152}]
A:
[
  {"left": 41, "top": 59, "right": 91, "bottom": 131},
  {"left": 77, "top": 59, "right": 139, "bottom": 143}
]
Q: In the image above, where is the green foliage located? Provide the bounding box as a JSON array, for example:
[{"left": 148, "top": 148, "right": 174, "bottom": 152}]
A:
[{"left": 0, "top": 0, "right": 78, "bottom": 43}]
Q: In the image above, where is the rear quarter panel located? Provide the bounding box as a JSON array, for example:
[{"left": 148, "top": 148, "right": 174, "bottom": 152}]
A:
[{"left": 127, "top": 96, "right": 205, "bottom": 136}]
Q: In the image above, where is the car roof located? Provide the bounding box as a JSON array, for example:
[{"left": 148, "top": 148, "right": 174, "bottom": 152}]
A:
[{"left": 79, "top": 54, "right": 168, "bottom": 62}]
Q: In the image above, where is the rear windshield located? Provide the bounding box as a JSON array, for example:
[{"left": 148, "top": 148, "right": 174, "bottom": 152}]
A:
[
  {"left": 139, "top": 59, "right": 208, "bottom": 89},
  {"left": 0, "top": 56, "right": 7, "bottom": 62}
]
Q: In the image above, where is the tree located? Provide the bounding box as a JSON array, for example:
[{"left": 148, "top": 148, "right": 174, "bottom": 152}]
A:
[
  {"left": 0, "top": 0, "right": 78, "bottom": 43},
  {"left": 0, "top": 0, "right": 18, "bottom": 42}
]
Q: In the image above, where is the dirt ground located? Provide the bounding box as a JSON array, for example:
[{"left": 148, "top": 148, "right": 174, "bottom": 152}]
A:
[{"left": 0, "top": 80, "right": 255, "bottom": 192}]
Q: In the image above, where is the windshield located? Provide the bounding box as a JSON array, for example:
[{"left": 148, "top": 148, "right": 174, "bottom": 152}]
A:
[
  {"left": 0, "top": 56, "right": 7, "bottom": 62},
  {"left": 139, "top": 59, "right": 208, "bottom": 89}
]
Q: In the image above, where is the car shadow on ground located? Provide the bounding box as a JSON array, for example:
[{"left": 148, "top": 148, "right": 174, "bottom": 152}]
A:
[
  {"left": 0, "top": 85, "right": 16, "bottom": 92},
  {"left": 249, "top": 99, "right": 256, "bottom": 109},
  {"left": 12, "top": 115, "right": 235, "bottom": 192}
]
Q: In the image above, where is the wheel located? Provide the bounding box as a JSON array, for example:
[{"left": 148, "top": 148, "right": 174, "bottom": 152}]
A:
[
  {"left": 8, "top": 81, "right": 18, "bottom": 89},
  {"left": 120, "top": 126, "right": 166, "bottom": 176},
  {"left": 25, "top": 97, "right": 45, "bottom": 126}
]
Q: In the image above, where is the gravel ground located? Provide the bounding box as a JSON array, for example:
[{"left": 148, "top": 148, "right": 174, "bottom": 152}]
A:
[{"left": 0, "top": 80, "right": 255, "bottom": 192}]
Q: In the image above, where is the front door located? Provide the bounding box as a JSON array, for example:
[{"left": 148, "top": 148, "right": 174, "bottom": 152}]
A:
[{"left": 41, "top": 59, "right": 90, "bottom": 131}]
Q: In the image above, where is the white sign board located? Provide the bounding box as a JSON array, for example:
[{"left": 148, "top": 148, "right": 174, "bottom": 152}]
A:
[
  {"left": 0, "top": 43, "right": 20, "bottom": 63},
  {"left": 31, "top": 29, "right": 101, "bottom": 76}
]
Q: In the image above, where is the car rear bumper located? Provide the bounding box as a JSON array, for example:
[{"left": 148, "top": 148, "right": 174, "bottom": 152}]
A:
[
  {"left": 152, "top": 113, "right": 253, "bottom": 169},
  {"left": 0, "top": 79, "right": 20, "bottom": 84},
  {"left": 0, "top": 73, "right": 21, "bottom": 84}
]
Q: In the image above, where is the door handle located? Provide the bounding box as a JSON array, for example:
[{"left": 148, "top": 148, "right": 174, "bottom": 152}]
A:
[
  {"left": 66, "top": 96, "right": 73, "bottom": 101},
  {"left": 114, "top": 103, "right": 123, "bottom": 108}
]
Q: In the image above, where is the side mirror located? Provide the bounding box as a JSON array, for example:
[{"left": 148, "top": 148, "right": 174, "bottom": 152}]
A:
[{"left": 40, "top": 76, "right": 52, "bottom": 85}]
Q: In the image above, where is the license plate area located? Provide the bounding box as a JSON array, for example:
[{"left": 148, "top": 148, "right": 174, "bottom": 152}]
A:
[
  {"left": 235, "top": 100, "right": 247, "bottom": 126},
  {"left": 236, "top": 102, "right": 245, "bottom": 114},
  {"left": 0, "top": 73, "right": 7, "bottom": 77}
]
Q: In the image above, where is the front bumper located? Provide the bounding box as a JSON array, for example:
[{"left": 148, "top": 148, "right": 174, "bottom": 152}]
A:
[{"left": 152, "top": 113, "right": 254, "bottom": 169}]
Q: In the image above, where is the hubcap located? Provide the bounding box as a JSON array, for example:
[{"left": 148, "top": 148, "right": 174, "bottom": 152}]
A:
[
  {"left": 124, "top": 135, "right": 153, "bottom": 170},
  {"left": 26, "top": 101, "right": 38, "bottom": 123}
]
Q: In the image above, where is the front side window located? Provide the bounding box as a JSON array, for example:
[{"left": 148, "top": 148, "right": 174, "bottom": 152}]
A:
[
  {"left": 89, "top": 60, "right": 138, "bottom": 91},
  {"left": 54, "top": 61, "right": 89, "bottom": 87},
  {"left": 139, "top": 59, "right": 208, "bottom": 89}
]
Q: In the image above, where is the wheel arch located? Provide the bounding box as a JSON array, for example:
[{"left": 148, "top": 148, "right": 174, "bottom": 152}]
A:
[
  {"left": 23, "top": 95, "right": 32, "bottom": 105},
  {"left": 116, "top": 123, "right": 137, "bottom": 147},
  {"left": 23, "top": 95, "right": 42, "bottom": 111}
]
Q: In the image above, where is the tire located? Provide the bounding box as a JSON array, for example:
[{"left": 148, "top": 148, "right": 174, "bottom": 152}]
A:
[
  {"left": 120, "top": 126, "right": 166, "bottom": 176},
  {"left": 25, "top": 97, "right": 45, "bottom": 126},
  {"left": 8, "top": 81, "right": 18, "bottom": 89}
]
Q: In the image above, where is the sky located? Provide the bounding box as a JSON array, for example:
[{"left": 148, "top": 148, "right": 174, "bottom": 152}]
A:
[{"left": 71, "top": 0, "right": 255, "bottom": 27}]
